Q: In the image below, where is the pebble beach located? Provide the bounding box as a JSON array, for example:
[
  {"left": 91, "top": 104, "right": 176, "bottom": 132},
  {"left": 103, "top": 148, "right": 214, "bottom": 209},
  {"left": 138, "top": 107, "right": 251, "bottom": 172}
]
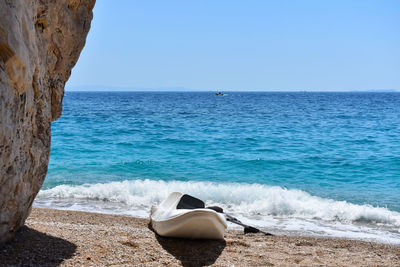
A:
[{"left": 1, "top": 208, "right": 399, "bottom": 266}]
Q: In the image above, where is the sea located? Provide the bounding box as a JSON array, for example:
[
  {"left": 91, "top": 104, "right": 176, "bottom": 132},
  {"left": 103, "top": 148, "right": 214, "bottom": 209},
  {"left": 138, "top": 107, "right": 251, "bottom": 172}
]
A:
[{"left": 33, "top": 91, "right": 400, "bottom": 244}]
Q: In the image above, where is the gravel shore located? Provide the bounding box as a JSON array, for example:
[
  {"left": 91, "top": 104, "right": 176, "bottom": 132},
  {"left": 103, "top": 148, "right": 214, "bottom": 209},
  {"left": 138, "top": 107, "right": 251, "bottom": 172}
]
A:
[{"left": 0, "top": 208, "right": 399, "bottom": 266}]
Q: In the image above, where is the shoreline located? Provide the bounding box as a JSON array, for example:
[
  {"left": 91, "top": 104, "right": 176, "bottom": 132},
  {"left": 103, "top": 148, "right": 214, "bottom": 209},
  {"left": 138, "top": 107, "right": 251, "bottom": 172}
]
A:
[
  {"left": 1, "top": 208, "right": 399, "bottom": 266},
  {"left": 35, "top": 179, "right": 400, "bottom": 245}
]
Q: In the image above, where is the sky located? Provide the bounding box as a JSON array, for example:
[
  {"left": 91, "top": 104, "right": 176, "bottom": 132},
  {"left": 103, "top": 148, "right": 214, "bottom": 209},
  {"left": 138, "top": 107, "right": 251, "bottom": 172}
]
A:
[{"left": 66, "top": 0, "right": 400, "bottom": 91}]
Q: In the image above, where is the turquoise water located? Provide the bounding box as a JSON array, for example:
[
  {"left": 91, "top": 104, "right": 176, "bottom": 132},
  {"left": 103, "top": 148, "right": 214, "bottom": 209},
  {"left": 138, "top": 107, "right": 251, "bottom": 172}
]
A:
[{"left": 36, "top": 92, "right": 400, "bottom": 243}]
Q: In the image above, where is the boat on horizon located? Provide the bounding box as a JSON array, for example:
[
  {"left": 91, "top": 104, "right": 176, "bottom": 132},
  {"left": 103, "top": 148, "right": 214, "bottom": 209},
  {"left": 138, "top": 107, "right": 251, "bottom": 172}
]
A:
[{"left": 215, "top": 92, "right": 228, "bottom": 96}]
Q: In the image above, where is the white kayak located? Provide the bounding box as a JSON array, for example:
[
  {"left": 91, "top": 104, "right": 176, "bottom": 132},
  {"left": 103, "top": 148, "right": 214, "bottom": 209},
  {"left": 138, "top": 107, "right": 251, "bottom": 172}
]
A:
[{"left": 150, "top": 192, "right": 227, "bottom": 240}]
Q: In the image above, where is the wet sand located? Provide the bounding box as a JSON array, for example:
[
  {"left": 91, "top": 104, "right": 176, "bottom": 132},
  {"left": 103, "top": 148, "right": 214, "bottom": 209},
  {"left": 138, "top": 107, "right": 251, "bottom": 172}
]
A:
[{"left": 0, "top": 208, "right": 399, "bottom": 266}]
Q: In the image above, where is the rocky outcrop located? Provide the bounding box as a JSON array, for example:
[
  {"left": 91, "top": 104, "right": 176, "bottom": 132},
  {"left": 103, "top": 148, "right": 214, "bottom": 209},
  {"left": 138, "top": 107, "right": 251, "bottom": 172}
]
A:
[{"left": 0, "top": 0, "right": 95, "bottom": 244}]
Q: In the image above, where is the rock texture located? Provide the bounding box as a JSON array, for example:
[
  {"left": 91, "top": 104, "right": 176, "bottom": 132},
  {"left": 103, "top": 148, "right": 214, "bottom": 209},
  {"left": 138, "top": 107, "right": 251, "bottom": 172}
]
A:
[{"left": 0, "top": 0, "right": 95, "bottom": 244}]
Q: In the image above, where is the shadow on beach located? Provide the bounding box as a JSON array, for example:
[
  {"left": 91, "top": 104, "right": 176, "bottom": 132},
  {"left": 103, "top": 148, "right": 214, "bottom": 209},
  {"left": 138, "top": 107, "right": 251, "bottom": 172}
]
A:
[
  {"left": 155, "top": 234, "right": 226, "bottom": 267},
  {"left": 149, "top": 222, "right": 226, "bottom": 267},
  {"left": 0, "top": 226, "right": 76, "bottom": 266}
]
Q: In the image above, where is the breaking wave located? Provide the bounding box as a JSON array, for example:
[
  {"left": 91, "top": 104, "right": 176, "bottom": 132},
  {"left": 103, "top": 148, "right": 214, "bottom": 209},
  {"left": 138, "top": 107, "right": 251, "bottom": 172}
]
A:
[{"left": 37, "top": 179, "right": 400, "bottom": 227}]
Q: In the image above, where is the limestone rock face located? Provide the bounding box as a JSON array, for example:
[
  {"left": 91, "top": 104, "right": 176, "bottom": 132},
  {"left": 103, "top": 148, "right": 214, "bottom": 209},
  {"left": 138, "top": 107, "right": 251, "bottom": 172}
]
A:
[{"left": 0, "top": 0, "right": 95, "bottom": 244}]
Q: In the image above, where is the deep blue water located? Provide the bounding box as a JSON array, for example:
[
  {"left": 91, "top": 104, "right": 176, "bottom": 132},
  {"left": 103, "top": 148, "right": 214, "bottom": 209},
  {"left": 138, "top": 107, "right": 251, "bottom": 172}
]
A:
[
  {"left": 36, "top": 92, "right": 400, "bottom": 243},
  {"left": 45, "top": 92, "right": 400, "bottom": 211}
]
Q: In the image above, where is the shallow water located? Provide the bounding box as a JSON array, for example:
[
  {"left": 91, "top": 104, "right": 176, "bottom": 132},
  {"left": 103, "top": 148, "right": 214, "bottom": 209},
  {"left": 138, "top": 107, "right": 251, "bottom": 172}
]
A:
[{"left": 35, "top": 92, "right": 400, "bottom": 244}]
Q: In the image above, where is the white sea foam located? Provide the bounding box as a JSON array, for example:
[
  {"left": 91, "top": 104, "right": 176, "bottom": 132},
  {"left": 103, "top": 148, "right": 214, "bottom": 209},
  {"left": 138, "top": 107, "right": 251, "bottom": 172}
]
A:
[{"left": 35, "top": 179, "right": 400, "bottom": 244}]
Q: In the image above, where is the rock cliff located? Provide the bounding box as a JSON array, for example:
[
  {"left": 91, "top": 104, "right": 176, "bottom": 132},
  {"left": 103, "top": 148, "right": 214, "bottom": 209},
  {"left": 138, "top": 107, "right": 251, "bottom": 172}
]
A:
[{"left": 0, "top": 0, "right": 95, "bottom": 244}]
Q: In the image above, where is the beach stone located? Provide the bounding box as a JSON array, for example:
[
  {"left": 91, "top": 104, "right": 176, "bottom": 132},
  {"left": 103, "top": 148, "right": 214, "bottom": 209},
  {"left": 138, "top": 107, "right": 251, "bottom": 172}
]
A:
[{"left": 0, "top": 0, "right": 95, "bottom": 244}]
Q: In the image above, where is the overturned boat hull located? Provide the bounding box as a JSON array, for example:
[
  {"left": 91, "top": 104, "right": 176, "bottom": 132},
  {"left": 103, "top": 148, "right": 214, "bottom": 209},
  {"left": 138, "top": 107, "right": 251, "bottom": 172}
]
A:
[{"left": 150, "top": 192, "right": 227, "bottom": 239}]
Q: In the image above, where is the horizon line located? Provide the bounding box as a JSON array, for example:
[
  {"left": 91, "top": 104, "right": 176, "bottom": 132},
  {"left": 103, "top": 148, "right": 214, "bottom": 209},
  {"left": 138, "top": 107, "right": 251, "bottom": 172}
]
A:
[
  {"left": 65, "top": 89, "right": 399, "bottom": 93},
  {"left": 65, "top": 86, "right": 398, "bottom": 93}
]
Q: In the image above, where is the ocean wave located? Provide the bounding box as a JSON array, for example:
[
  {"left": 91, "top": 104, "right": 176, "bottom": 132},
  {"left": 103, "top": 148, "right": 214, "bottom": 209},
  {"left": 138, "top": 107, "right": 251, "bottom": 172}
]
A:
[{"left": 37, "top": 179, "right": 400, "bottom": 226}]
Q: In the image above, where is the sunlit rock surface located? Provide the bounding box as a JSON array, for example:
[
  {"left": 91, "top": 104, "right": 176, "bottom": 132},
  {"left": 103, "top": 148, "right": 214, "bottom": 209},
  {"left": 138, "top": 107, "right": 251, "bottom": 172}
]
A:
[{"left": 0, "top": 0, "right": 95, "bottom": 244}]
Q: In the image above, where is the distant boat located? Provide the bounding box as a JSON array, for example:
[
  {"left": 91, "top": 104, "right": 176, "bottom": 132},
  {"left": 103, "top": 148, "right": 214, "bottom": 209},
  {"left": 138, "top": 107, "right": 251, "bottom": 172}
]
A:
[{"left": 215, "top": 92, "right": 227, "bottom": 96}]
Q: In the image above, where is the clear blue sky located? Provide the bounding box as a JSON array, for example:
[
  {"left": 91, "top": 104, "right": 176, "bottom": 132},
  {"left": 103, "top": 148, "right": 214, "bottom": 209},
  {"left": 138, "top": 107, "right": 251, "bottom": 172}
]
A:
[{"left": 67, "top": 0, "right": 400, "bottom": 91}]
